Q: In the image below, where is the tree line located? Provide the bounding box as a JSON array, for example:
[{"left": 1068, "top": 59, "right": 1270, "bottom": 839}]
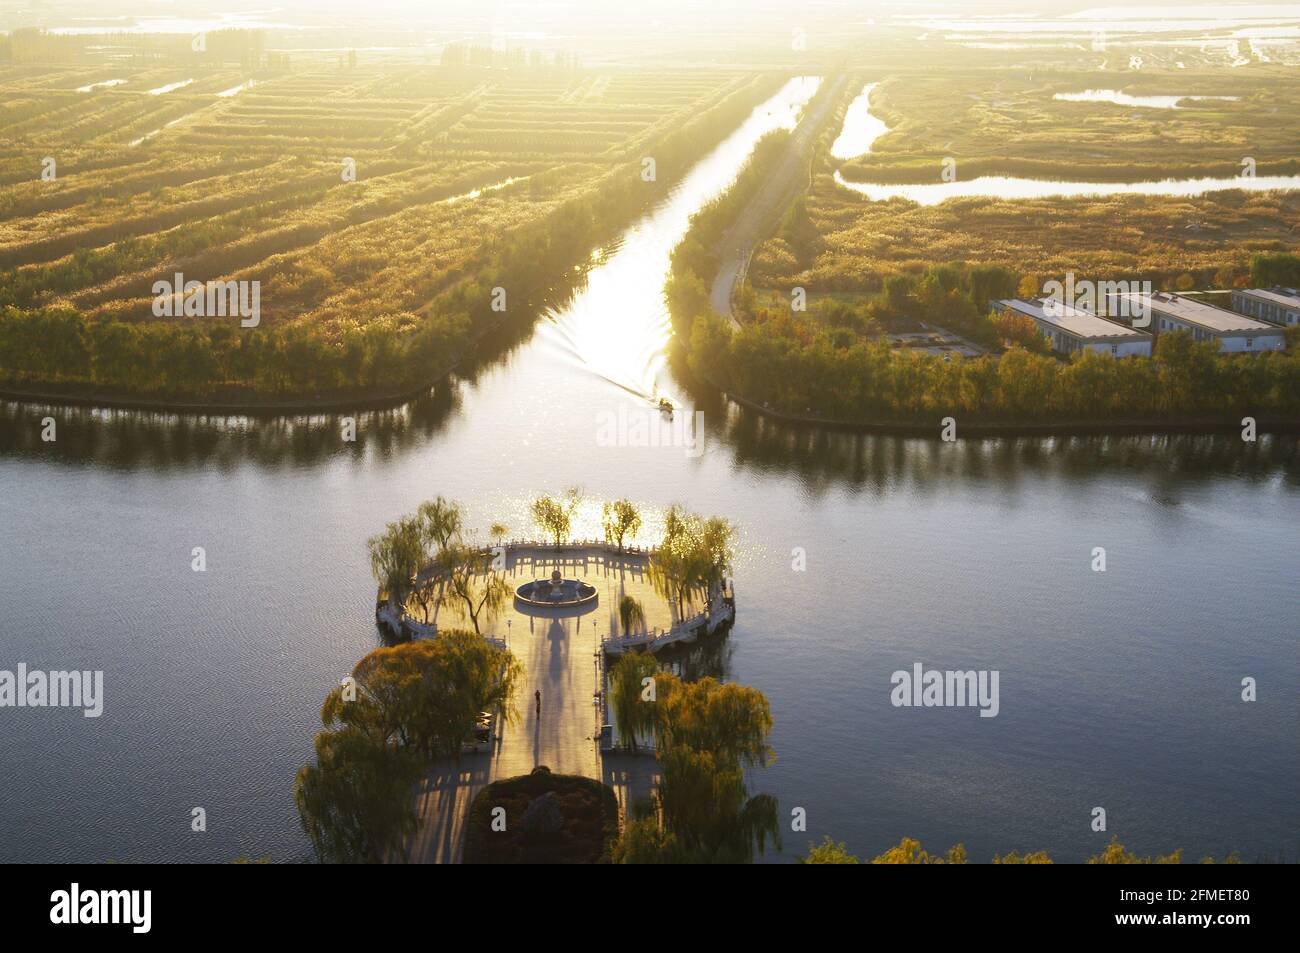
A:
[
  {"left": 800, "top": 835, "right": 1243, "bottom": 864},
  {"left": 690, "top": 309, "right": 1300, "bottom": 421},
  {"left": 668, "top": 138, "right": 1300, "bottom": 424}
]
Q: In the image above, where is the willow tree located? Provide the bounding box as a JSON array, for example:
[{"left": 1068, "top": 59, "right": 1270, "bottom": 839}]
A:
[
  {"left": 871, "top": 839, "right": 968, "bottom": 864},
  {"left": 297, "top": 632, "right": 524, "bottom": 862},
  {"left": 697, "top": 515, "right": 735, "bottom": 609},
  {"left": 798, "top": 837, "right": 860, "bottom": 864},
  {"left": 438, "top": 544, "right": 510, "bottom": 635},
  {"left": 1087, "top": 838, "right": 1183, "bottom": 865},
  {"left": 367, "top": 516, "right": 426, "bottom": 609},
  {"left": 294, "top": 725, "right": 422, "bottom": 864},
  {"left": 408, "top": 572, "right": 441, "bottom": 625},
  {"left": 531, "top": 487, "right": 582, "bottom": 548},
  {"left": 618, "top": 595, "right": 646, "bottom": 635},
  {"left": 417, "top": 496, "right": 463, "bottom": 552},
  {"left": 319, "top": 632, "right": 524, "bottom": 758},
  {"left": 607, "top": 651, "right": 659, "bottom": 751},
  {"left": 648, "top": 506, "right": 704, "bottom": 611},
  {"left": 601, "top": 499, "right": 641, "bottom": 552},
  {"left": 648, "top": 506, "right": 735, "bottom": 615},
  {"left": 655, "top": 746, "right": 779, "bottom": 862},
  {"left": 652, "top": 674, "right": 772, "bottom": 769},
  {"left": 611, "top": 817, "right": 687, "bottom": 864},
  {"left": 993, "top": 849, "right": 1054, "bottom": 864},
  {"left": 612, "top": 671, "right": 779, "bottom": 863}
]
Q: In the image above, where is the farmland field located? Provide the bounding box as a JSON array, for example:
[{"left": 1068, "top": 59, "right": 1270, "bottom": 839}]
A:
[{"left": 0, "top": 55, "right": 776, "bottom": 402}]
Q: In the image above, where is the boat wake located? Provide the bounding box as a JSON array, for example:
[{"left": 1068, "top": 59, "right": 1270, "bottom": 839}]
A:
[{"left": 538, "top": 311, "right": 665, "bottom": 403}]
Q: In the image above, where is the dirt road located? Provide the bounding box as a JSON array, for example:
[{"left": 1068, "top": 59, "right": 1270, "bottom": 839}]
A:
[{"left": 709, "top": 74, "right": 850, "bottom": 327}]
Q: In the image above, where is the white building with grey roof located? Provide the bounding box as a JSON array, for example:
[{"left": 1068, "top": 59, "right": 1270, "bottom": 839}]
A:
[
  {"left": 1108, "top": 291, "right": 1286, "bottom": 353},
  {"left": 1231, "top": 287, "right": 1300, "bottom": 327},
  {"left": 995, "top": 298, "right": 1153, "bottom": 357}
]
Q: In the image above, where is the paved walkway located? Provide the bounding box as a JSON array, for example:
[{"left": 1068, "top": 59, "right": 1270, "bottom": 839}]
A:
[
  {"left": 409, "top": 613, "right": 602, "bottom": 862},
  {"left": 710, "top": 73, "right": 851, "bottom": 328},
  {"left": 408, "top": 548, "right": 666, "bottom": 862}
]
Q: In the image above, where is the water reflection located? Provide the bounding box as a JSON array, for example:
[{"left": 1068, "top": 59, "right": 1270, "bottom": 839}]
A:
[
  {"left": 833, "top": 169, "right": 1300, "bottom": 205},
  {"left": 829, "top": 81, "right": 888, "bottom": 160},
  {"left": 707, "top": 399, "right": 1299, "bottom": 491},
  {"left": 1053, "top": 89, "right": 1239, "bottom": 109},
  {"left": 656, "top": 625, "right": 736, "bottom": 683},
  {"left": 0, "top": 294, "right": 559, "bottom": 471},
  {"left": 0, "top": 384, "right": 461, "bottom": 472},
  {"left": 6, "top": 386, "right": 1294, "bottom": 492},
  {"left": 540, "top": 75, "right": 821, "bottom": 403}
]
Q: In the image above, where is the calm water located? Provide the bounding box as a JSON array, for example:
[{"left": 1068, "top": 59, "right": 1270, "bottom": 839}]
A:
[
  {"left": 1053, "top": 89, "right": 1240, "bottom": 109},
  {"left": 834, "top": 170, "right": 1300, "bottom": 205},
  {"left": 2, "top": 79, "right": 1298, "bottom": 864},
  {"left": 829, "top": 82, "right": 887, "bottom": 160},
  {"left": 145, "top": 79, "right": 195, "bottom": 95},
  {"left": 75, "top": 79, "right": 128, "bottom": 93},
  {"left": 832, "top": 80, "right": 1293, "bottom": 207}
]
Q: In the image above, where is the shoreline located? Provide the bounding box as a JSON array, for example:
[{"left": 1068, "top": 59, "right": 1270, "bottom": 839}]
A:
[
  {"left": 0, "top": 375, "right": 455, "bottom": 417},
  {"left": 8, "top": 367, "right": 1298, "bottom": 439},
  {"left": 701, "top": 370, "right": 1300, "bottom": 437}
]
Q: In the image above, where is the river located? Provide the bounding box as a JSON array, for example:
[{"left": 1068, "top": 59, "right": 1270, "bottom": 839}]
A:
[
  {"left": 1, "top": 77, "right": 1296, "bottom": 864},
  {"left": 831, "top": 79, "right": 1300, "bottom": 206},
  {"left": 833, "top": 170, "right": 1300, "bottom": 205},
  {"left": 1053, "top": 89, "right": 1240, "bottom": 109}
]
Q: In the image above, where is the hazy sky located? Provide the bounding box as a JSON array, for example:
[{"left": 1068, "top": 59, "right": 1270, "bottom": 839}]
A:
[
  {"left": 24, "top": 0, "right": 1300, "bottom": 29},
  {"left": 11, "top": 1, "right": 1300, "bottom": 52}
]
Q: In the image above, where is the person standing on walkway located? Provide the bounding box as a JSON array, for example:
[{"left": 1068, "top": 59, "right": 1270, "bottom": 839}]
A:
[{"left": 535, "top": 689, "right": 541, "bottom": 719}]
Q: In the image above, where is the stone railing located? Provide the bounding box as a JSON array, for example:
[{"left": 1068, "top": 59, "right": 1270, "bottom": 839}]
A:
[
  {"left": 378, "top": 538, "right": 654, "bottom": 645},
  {"left": 601, "top": 580, "right": 736, "bottom": 655}
]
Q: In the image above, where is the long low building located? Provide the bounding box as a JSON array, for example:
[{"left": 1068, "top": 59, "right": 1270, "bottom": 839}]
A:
[
  {"left": 1109, "top": 291, "right": 1287, "bottom": 353},
  {"left": 1231, "top": 287, "right": 1300, "bottom": 327},
  {"left": 995, "top": 298, "right": 1153, "bottom": 357}
]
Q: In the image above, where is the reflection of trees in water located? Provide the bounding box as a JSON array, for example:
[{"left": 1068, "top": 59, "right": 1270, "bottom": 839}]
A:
[
  {"left": 655, "top": 623, "right": 735, "bottom": 683},
  {"left": 0, "top": 289, "right": 560, "bottom": 473},
  {"left": 0, "top": 315, "right": 547, "bottom": 471},
  {"left": 4, "top": 305, "right": 1296, "bottom": 491},
  {"left": 0, "top": 385, "right": 459, "bottom": 471},
  {"left": 682, "top": 382, "right": 1300, "bottom": 495}
]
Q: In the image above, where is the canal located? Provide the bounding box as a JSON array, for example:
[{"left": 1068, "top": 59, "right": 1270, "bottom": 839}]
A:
[{"left": 1, "top": 77, "right": 1296, "bottom": 864}]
